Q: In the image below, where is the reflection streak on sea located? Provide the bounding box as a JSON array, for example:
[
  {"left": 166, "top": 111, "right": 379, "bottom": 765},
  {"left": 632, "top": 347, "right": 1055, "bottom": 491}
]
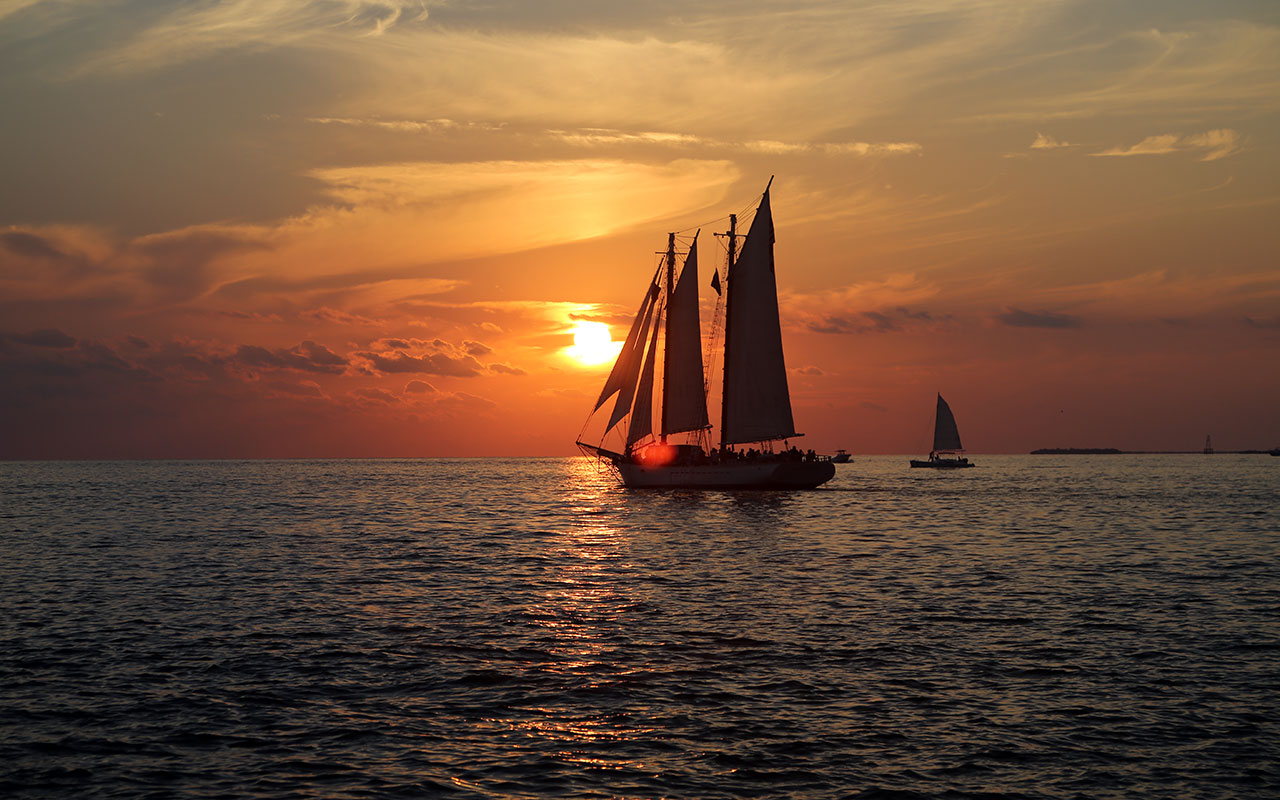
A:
[{"left": 0, "top": 455, "right": 1277, "bottom": 799}]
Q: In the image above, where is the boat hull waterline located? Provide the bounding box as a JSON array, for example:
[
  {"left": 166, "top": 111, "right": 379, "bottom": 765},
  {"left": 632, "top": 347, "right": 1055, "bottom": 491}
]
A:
[
  {"left": 618, "top": 460, "right": 835, "bottom": 489},
  {"left": 909, "top": 458, "right": 974, "bottom": 469}
]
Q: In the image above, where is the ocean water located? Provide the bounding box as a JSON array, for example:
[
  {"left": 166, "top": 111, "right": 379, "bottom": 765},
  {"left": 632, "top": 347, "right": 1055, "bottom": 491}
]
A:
[{"left": 1, "top": 455, "right": 1277, "bottom": 799}]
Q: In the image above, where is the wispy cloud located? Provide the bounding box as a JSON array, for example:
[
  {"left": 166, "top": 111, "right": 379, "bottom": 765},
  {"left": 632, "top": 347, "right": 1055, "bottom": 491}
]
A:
[
  {"left": 1030, "top": 132, "right": 1071, "bottom": 149},
  {"left": 315, "top": 118, "right": 923, "bottom": 158},
  {"left": 1093, "top": 129, "right": 1242, "bottom": 161},
  {"left": 994, "top": 307, "right": 1082, "bottom": 329},
  {"left": 76, "top": 0, "right": 434, "bottom": 74}
]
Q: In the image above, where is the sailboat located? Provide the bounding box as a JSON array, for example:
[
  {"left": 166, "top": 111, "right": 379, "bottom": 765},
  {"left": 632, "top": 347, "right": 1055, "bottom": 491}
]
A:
[
  {"left": 910, "top": 394, "right": 974, "bottom": 469},
  {"left": 576, "top": 179, "right": 835, "bottom": 489}
]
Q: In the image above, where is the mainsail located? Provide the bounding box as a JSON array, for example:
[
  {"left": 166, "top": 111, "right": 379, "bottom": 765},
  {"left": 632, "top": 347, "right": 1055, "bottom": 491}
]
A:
[
  {"left": 661, "top": 237, "right": 710, "bottom": 435},
  {"left": 932, "top": 394, "right": 963, "bottom": 452},
  {"left": 720, "top": 184, "right": 797, "bottom": 445}
]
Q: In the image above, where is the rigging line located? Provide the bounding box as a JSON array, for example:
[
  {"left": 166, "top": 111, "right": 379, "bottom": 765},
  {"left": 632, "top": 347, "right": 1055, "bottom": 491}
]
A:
[
  {"left": 673, "top": 213, "right": 729, "bottom": 236},
  {"left": 666, "top": 184, "right": 769, "bottom": 237}
]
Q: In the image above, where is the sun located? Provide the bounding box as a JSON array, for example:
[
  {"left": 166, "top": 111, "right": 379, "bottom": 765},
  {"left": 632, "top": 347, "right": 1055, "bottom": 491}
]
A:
[{"left": 564, "top": 321, "right": 622, "bottom": 367}]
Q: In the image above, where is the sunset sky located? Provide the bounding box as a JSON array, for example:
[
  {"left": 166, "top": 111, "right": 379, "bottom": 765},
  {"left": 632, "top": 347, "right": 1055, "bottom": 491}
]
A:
[{"left": 2, "top": 0, "right": 1277, "bottom": 458}]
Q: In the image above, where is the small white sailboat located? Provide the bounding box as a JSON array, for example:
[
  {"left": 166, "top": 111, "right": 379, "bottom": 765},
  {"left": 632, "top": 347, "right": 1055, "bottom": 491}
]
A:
[
  {"left": 576, "top": 179, "right": 834, "bottom": 489},
  {"left": 910, "top": 394, "right": 974, "bottom": 469}
]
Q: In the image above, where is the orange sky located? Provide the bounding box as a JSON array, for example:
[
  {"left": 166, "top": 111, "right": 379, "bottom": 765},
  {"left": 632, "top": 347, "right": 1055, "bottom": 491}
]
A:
[{"left": 2, "top": 1, "right": 1278, "bottom": 458}]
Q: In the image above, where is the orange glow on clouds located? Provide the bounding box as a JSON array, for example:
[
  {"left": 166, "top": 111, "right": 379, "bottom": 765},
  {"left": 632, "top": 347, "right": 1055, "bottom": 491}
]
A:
[{"left": 0, "top": 1, "right": 1277, "bottom": 457}]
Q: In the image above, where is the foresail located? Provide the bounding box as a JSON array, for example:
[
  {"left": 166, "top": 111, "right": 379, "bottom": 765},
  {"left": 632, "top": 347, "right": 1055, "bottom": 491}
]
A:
[
  {"left": 594, "top": 283, "right": 658, "bottom": 413},
  {"left": 720, "top": 187, "right": 797, "bottom": 445},
  {"left": 933, "top": 394, "right": 963, "bottom": 452},
  {"left": 627, "top": 316, "right": 660, "bottom": 446},
  {"left": 661, "top": 237, "right": 710, "bottom": 435},
  {"left": 604, "top": 292, "right": 658, "bottom": 434}
]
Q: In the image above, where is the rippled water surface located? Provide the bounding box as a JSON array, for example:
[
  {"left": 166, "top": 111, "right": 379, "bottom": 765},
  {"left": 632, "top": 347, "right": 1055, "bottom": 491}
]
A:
[{"left": 2, "top": 455, "right": 1278, "bottom": 798}]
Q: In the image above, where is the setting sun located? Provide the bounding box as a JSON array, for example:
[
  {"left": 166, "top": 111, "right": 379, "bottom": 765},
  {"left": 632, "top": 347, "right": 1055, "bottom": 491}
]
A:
[{"left": 564, "top": 321, "right": 622, "bottom": 367}]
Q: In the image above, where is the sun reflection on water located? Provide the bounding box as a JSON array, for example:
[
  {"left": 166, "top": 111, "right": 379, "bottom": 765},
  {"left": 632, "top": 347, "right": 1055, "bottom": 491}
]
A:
[{"left": 484, "top": 457, "right": 656, "bottom": 774}]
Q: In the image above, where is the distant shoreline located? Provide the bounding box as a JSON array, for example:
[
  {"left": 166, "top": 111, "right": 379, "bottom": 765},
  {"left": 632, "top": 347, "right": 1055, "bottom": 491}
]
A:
[{"left": 1030, "top": 448, "right": 1275, "bottom": 455}]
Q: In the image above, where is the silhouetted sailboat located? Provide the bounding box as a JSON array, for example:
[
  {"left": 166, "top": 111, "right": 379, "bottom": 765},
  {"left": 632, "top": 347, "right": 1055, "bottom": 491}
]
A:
[
  {"left": 576, "top": 179, "right": 834, "bottom": 489},
  {"left": 910, "top": 394, "right": 974, "bottom": 469}
]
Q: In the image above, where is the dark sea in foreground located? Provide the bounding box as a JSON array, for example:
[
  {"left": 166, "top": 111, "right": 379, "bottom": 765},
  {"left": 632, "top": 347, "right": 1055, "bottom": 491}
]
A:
[{"left": 2, "top": 455, "right": 1277, "bottom": 799}]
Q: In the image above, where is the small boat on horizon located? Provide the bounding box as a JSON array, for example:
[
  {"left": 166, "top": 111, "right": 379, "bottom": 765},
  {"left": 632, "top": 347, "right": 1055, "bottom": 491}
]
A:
[
  {"left": 910, "top": 394, "right": 974, "bottom": 469},
  {"left": 830, "top": 449, "right": 852, "bottom": 463},
  {"left": 577, "top": 179, "right": 835, "bottom": 489}
]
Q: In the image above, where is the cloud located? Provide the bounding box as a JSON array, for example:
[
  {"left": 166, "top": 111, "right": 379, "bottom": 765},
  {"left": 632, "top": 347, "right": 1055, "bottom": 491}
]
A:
[
  {"left": 264, "top": 379, "right": 326, "bottom": 399},
  {"left": 356, "top": 350, "right": 483, "bottom": 376},
  {"left": 207, "top": 309, "right": 284, "bottom": 322},
  {"left": 132, "top": 226, "right": 273, "bottom": 299},
  {"left": 308, "top": 117, "right": 496, "bottom": 135},
  {"left": 309, "top": 158, "right": 739, "bottom": 252},
  {"left": 1, "top": 328, "right": 77, "bottom": 348},
  {"left": 1243, "top": 315, "right": 1280, "bottom": 330},
  {"left": 961, "top": 21, "right": 1280, "bottom": 124},
  {"left": 301, "top": 307, "right": 382, "bottom": 326},
  {"left": 76, "top": 0, "right": 431, "bottom": 74},
  {"left": 1, "top": 231, "right": 73, "bottom": 263},
  {"left": 462, "top": 340, "right": 492, "bottom": 356},
  {"left": 1093, "top": 129, "right": 1242, "bottom": 161},
  {"left": 1031, "top": 132, "right": 1071, "bottom": 149},
  {"left": 807, "top": 311, "right": 907, "bottom": 334},
  {"left": 793, "top": 277, "right": 943, "bottom": 335},
  {"left": 994, "top": 307, "right": 1083, "bottom": 329},
  {"left": 234, "top": 340, "right": 348, "bottom": 373},
  {"left": 0, "top": 338, "right": 152, "bottom": 397},
  {"left": 487, "top": 363, "right": 525, "bottom": 375},
  {"left": 542, "top": 127, "right": 921, "bottom": 158},
  {"left": 793, "top": 365, "right": 824, "bottom": 376},
  {"left": 437, "top": 391, "right": 496, "bottom": 412},
  {"left": 352, "top": 386, "right": 399, "bottom": 405}
]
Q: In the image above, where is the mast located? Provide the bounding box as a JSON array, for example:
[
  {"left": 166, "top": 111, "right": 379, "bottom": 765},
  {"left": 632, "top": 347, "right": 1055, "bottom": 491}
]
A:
[
  {"left": 662, "top": 234, "right": 709, "bottom": 438},
  {"left": 718, "top": 213, "right": 737, "bottom": 451},
  {"left": 661, "top": 232, "right": 676, "bottom": 443}
]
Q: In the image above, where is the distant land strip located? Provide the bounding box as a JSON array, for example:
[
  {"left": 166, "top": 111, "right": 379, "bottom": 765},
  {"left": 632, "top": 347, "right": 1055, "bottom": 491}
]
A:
[{"left": 1030, "top": 448, "right": 1277, "bottom": 455}]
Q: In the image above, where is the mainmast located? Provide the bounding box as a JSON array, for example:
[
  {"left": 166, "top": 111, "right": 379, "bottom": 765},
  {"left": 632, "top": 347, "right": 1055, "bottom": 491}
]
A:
[
  {"left": 717, "top": 213, "right": 737, "bottom": 451},
  {"left": 661, "top": 232, "right": 676, "bottom": 443}
]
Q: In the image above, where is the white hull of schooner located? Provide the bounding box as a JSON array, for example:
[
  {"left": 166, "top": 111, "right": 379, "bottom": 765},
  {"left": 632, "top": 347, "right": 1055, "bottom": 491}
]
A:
[{"left": 618, "top": 460, "right": 834, "bottom": 489}]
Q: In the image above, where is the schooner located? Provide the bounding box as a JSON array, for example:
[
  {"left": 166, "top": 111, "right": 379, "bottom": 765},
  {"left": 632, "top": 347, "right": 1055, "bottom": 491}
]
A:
[{"left": 576, "top": 179, "right": 835, "bottom": 489}]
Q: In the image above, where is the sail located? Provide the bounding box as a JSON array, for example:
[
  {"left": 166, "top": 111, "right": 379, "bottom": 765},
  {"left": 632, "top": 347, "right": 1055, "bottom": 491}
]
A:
[
  {"left": 594, "top": 282, "right": 659, "bottom": 412},
  {"left": 604, "top": 292, "right": 658, "bottom": 434},
  {"left": 628, "top": 317, "right": 661, "bottom": 446},
  {"left": 933, "top": 394, "right": 963, "bottom": 452},
  {"left": 720, "top": 186, "right": 797, "bottom": 445},
  {"left": 661, "top": 237, "right": 710, "bottom": 435}
]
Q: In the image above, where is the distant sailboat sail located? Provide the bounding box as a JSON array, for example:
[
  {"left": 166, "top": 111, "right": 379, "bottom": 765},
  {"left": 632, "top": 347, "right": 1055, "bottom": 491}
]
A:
[
  {"left": 910, "top": 393, "right": 973, "bottom": 468},
  {"left": 720, "top": 183, "right": 797, "bottom": 446},
  {"left": 932, "top": 394, "right": 963, "bottom": 452}
]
